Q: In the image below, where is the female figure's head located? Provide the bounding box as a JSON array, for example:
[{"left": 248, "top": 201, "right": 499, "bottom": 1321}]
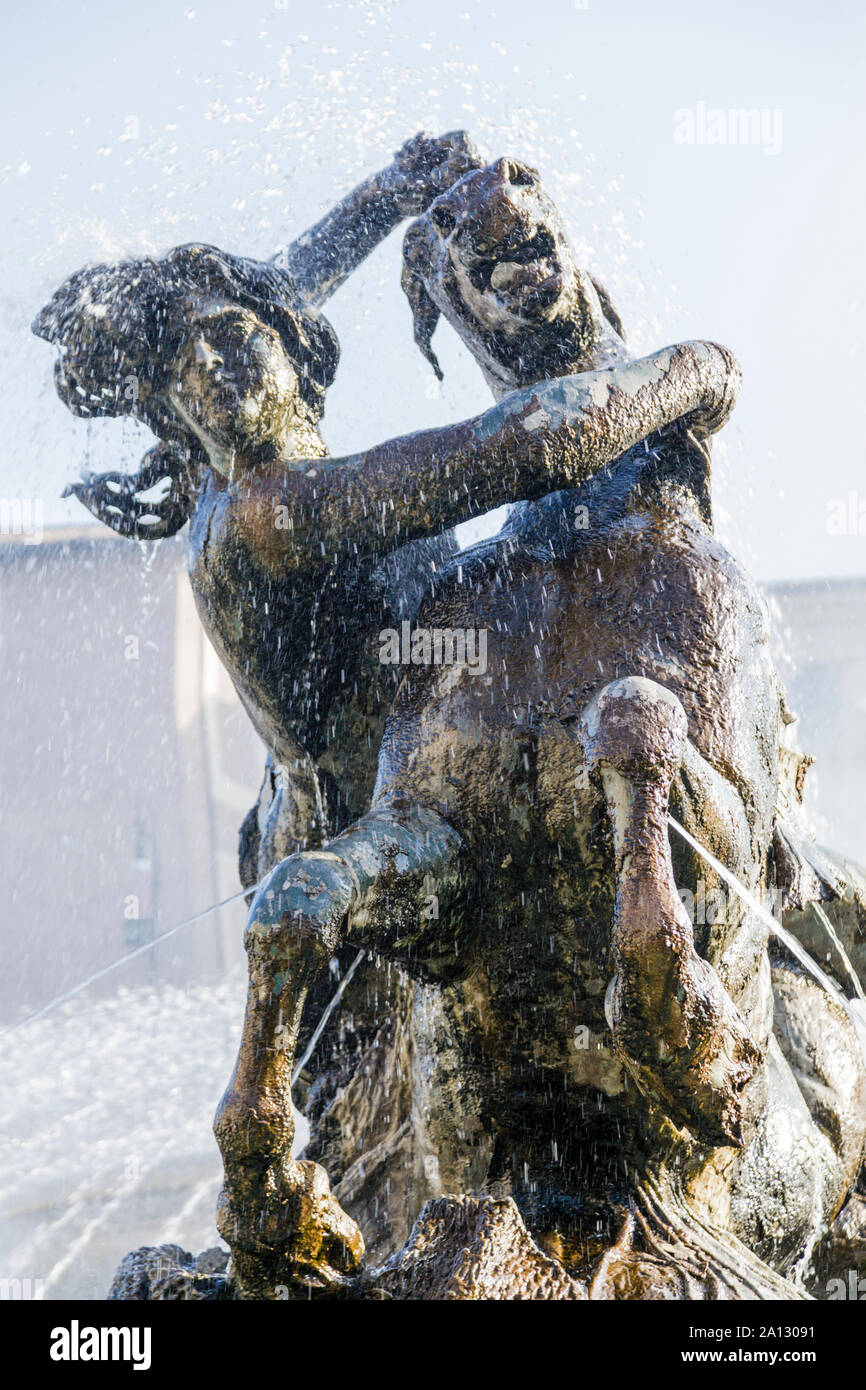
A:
[{"left": 34, "top": 243, "right": 339, "bottom": 504}]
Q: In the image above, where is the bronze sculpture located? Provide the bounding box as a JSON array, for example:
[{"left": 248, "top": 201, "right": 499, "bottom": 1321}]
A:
[{"left": 35, "top": 140, "right": 866, "bottom": 1300}]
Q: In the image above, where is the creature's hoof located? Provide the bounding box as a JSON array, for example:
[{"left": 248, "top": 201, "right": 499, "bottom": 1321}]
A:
[
  {"left": 217, "top": 1157, "right": 365, "bottom": 1299},
  {"left": 582, "top": 674, "right": 763, "bottom": 1148},
  {"left": 369, "top": 1195, "right": 587, "bottom": 1300}
]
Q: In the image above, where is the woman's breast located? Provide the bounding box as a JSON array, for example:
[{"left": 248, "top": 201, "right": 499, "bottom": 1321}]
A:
[
  {"left": 187, "top": 484, "right": 297, "bottom": 755},
  {"left": 186, "top": 484, "right": 394, "bottom": 799}
]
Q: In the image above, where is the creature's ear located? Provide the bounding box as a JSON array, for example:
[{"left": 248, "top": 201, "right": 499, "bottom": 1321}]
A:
[
  {"left": 589, "top": 274, "right": 626, "bottom": 343},
  {"left": 401, "top": 223, "right": 443, "bottom": 381}
]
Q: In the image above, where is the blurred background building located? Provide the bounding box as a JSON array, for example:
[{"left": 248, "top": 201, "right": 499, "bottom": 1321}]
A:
[
  {"left": 0, "top": 529, "right": 261, "bottom": 1299},
  {"left": 767, "top": 578, "right": 866, "bottom": 866},
  {"left": 0, "top": 529, "right": 260, "bottom": 1023}
]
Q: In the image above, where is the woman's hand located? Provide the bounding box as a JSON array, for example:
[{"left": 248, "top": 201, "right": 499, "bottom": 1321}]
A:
[
  {"left": 387, "top": 130, "right": 484, "bottom": 216},
  {"left": 62, "top": 440, "right": 196, "bottom": 539}
]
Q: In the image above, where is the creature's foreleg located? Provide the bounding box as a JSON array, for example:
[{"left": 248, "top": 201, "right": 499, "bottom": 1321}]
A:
[
  {"left": 214, "top": 799, "right": 467, "bottom": 1298},
  {"left": 579, "top": 677, "right": 764, "bottom": 1148}
]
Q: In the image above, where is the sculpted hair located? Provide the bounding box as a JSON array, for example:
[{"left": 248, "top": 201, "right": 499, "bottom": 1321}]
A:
[
  {"left": 401, "top": 219, "right": 446, "bottom": 380},
  {"left": 33, "top": 243, "right": 340, "bottom": 536}
]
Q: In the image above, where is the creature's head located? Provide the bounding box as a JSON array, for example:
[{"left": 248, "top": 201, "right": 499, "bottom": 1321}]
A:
[
  {"left": 402, "top": 157, "right": 627, "bottom": 397},
  {"left": 33, "top": 244, "right": 339, "bottom": 477}
]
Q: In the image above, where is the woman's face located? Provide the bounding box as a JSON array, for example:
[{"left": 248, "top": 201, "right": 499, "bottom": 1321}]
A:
[{"left": 167, "top": 298, "right": 304, "bottom": 475}]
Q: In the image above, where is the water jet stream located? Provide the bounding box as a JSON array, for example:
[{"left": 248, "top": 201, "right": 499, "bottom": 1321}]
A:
[
  {"left": 668, "top": 815, "right": 866, "bottom": 1054},
  {"left": 0, "top": 885, "right": 257, "bottom": 1040},
  {"left": 291, "top": 948, "right": 366, "bottom": 1086},
  {"left": 809, "top": 900, "right": 866, "bottom": 1002}
]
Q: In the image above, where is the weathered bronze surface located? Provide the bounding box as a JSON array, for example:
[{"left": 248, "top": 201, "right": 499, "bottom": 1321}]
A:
[{"left": 36, "top": 140, "right": 866, "bottom": 1300}]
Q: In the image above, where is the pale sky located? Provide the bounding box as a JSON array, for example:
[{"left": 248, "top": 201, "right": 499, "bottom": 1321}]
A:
[{"left": 2, "top": 0, "right": 865, "bottom": 581}]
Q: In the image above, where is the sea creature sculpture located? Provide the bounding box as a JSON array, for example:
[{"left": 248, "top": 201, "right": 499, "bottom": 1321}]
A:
[{"left": 40, "top": 148, "right": 866, "bottom": 1301}]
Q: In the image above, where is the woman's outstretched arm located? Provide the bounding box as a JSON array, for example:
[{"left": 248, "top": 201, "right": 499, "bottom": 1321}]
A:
[
  {"left": 237, "top": 341, "right": 740, "bottom": 570},
  {"left": 275, "top": 131, "right": 482, "bottom": 310}
]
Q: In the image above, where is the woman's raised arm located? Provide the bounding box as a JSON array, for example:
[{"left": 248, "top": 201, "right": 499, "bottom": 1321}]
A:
[
  {"left": 275, "top": 131, "right": 482, "bottom": 310},
  {"left": 239, "top": 341, "right": 740, "bottom": 570}
]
